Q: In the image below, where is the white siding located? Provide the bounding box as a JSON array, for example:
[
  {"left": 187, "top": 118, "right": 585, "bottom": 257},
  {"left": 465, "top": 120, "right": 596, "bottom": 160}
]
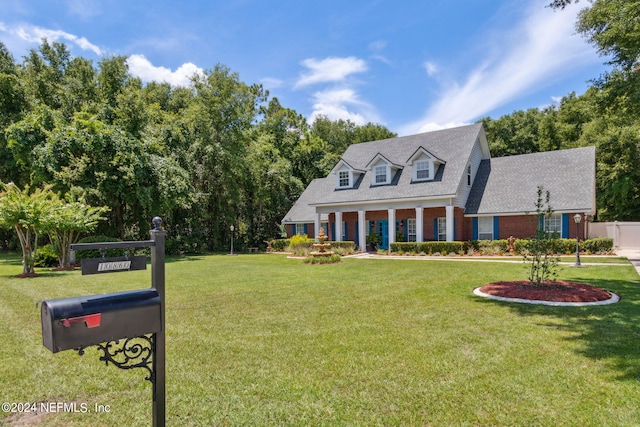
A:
[{"left": 454, "top": 137, "right": 485, "bottom": 208}]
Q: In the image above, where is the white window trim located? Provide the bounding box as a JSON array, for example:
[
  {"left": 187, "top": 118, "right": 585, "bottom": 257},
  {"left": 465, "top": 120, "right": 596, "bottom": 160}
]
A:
[
  {"left": 544, "top": 214, "right": 562, "bottom": 236},
  {"left": 415, "top": 160, "right": 430, "bottom": 181},
  {"left": 437, "top": 217, "right": 447, "bottom": 241},
  {"left": 337, "top": 170, "right": 351, "bottom": 188},
  {"left": 478, "top": 216, "right": 493, "bottom": 240},
  {"left": 412, "top": 156, "right": 435, "bottom": 181},
  {"left": 372, "top": 162, "right": 390, "bottom": 185},
  {"left": 336, "top": 165, "right": 356, "bottom": 189},
  {"left": 407, "top": 218, "right": 417, "bottom": 242}
]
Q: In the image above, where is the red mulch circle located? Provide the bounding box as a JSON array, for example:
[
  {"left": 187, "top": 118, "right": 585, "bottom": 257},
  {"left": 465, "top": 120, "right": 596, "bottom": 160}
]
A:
[
  {"left": 478, "top": 280, "right": 612, "bottom": 303},
  {"left": 15, "top": 272, "right": 40, "bottom": 278}
]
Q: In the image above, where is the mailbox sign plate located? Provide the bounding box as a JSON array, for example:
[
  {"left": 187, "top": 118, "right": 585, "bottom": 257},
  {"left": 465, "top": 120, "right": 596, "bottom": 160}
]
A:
[{"left": 81, "top": 256, "right": 147, "bottom": 275}]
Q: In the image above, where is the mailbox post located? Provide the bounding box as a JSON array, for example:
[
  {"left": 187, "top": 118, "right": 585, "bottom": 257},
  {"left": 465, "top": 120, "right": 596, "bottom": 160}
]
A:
[
  {"left": 150, "top": 217, "right": 166, "bottom": 427},
  {"left": 41, "top": 217, "right": 167, "bottom": 427}
]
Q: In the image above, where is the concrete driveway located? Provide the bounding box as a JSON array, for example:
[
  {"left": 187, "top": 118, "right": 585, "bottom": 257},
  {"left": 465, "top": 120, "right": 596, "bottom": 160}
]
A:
[{"left": 616, "top": 249, "right": 640, "bottom": 277}]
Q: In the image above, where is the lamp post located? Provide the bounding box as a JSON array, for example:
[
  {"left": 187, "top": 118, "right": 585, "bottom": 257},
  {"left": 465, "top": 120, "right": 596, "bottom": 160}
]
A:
[
  {"left": 573, "top": 213, "right": 582, "bottom": 267},
  {"left": 229, "top": 225, "right": 235, "bottom": 256}
]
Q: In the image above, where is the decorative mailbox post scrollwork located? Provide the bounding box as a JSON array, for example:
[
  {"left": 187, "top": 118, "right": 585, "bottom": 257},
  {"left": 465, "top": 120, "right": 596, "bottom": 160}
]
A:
[{"left": 42, "top": 217, "right": 166, "bottom": 427}]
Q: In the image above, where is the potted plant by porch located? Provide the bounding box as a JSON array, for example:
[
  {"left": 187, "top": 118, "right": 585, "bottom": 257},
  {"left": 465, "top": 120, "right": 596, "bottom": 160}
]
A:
[{"left": 366, "top": 231, "right": 382, "bottom": 252}]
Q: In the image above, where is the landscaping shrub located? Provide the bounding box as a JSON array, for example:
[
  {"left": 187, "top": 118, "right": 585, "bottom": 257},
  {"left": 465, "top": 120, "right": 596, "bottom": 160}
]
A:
[
  {"left": 34, "top": 244, "right": 59, "bottom": 267},
  {"left": 303, "top": 253, "right": 342, "bottom": 264},
  {"left": 477, "top": 239, "right": 508, "bottom": 255},
  {"left": 74, "top": 235, "right": 125, "bottom": 261},
  {"left": 330, "top": 241, "right": 356, "bottom": 255},
  {"left": 289, "top": 234, "right": 315, "bottom": 256},
  {"left": 390, "top": 242, "right": 418, "bottom": 253},
  {"left": 390, "top": 237, "right": 613, "bottom": 256},
  {"left": 582, "top": 237, "right": 614, "bottom": 254},
  {"left": 269, "top": 239, "right": 290, "bottom": 252},
  {"left": 390, "top": 241, "right": 468, "bottom": 254}
]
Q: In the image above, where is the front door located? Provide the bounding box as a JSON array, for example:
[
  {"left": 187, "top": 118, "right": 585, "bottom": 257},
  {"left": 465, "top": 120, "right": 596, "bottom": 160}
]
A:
[{"left": 377, "top": 220, "right": 389, "bottom": 249}]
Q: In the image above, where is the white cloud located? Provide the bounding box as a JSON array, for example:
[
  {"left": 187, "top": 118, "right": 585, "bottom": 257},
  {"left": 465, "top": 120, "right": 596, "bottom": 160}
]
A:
[
  {"left": 368, "top": 40, "right": 387, "bottom": 51},
  {"left": 294, "top": 56, "right": 367, "bottom": 88},
  {"left": 260, "top": 77, "right": 284, "bottom": 89},
  {"left": 308, "top": 88, "right": 369, "bottom": 125},
  {"left": 402, "top": 1, "right": 599, "bottom": 135},
  {"left": 66, "top": 0, "right": 102, "bottom": 20},
  {"left": 424, "top": 61, "right": 438, "bottom": 77},
  {"left": 294, "top": 55, "right": 379, "bottom": 125},
  {"left": 126, "top": 54, "right": 204, "bottom": 87},
  {"left": 0, "top": 22, "right": 102, "bottom": 55}
]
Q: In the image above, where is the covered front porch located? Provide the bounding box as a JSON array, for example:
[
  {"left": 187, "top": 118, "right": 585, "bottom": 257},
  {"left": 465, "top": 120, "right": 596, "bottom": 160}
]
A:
[{"left": 315, "top": 203, "right": 467, "bottom": 251}]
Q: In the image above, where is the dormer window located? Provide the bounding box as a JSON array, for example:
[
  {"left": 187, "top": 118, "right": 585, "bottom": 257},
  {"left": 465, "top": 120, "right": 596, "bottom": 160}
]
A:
[
  {"left": 338, "top": 170, "right": 350, "bottom": 188},
  {"left": 412, "top": 155, "right": 435, "bottom": 181},
  {"left": 366, "top": 154, "right": 401, "bottom": 186},
  {"left": 375, "top": 165, "right": 388, "bottom": 184},
  {"left": 331, "top": 159, "right": 363, "bottom": 189},
  {"left": 408, "top": 147, "right": 445, "bottom": 182},
  {"left": 416, "top": 160, "right": 430, "bottom": 180}
]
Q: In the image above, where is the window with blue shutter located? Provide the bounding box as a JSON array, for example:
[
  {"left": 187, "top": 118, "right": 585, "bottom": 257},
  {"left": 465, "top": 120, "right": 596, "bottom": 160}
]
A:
[
  {"left": 472, "top": 217, "right": 478, "bottom": 240},
  {"left": 562, "top": 213, "right": 569, "bottom": 238}
]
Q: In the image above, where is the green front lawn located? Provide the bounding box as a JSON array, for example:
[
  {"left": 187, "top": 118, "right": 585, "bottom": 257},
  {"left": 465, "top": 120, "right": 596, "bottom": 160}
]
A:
[{"left": 1, "top": 253, "right": 639, "bottom": 426}]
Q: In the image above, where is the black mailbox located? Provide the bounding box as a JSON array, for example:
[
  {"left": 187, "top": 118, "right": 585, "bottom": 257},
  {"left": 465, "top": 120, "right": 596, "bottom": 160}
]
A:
[{"left": 41, "top": 288, "right": 162, "bottom": 353}]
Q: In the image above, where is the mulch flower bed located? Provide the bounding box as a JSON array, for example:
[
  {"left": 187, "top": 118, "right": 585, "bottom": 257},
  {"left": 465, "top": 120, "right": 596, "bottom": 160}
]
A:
[{"left": 478, "top": 280, "right": 612, "bottom": 303}]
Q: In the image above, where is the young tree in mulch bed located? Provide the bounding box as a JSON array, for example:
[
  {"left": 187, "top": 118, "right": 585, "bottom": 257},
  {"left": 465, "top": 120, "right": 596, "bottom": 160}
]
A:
[{"left": 522, "top": 186, "right": 560, "bottom": 286}]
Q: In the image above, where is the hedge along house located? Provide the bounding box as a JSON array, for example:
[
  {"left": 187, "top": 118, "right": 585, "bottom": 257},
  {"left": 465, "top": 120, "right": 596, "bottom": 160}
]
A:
[{"left": 282, "top": 123, "right": 596, "bottom": 251}]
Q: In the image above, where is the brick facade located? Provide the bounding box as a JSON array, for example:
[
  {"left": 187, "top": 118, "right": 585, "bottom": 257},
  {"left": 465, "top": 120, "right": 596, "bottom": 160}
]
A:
[{"left": 291, "top": 210, "right": 587, "bottom": 243}]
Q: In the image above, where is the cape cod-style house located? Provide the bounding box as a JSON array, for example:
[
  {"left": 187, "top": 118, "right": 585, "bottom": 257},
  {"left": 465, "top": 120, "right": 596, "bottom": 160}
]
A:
[{"left": 282, "top": 123, "right": 596, "bottom": 251}]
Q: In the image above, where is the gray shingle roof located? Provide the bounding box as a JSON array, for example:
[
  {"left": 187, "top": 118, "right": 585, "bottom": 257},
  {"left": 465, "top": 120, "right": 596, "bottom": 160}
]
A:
[
  {"left": 464, "top": 146, "right": 596, "bottom": 215},
  {"left": 309, "top": 123, "right": 485, "bottom": 206},
  {"left": 282, "top": 179, "right": 328, "bottom": 223},
  {"left": 283, "top": 124, "right": 596, "bottom": 224}
]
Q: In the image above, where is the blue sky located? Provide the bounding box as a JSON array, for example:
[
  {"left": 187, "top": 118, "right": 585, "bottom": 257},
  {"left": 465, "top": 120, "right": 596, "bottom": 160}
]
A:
[{"left": 1, "top": 0, "right": 608, "bottom": 136}]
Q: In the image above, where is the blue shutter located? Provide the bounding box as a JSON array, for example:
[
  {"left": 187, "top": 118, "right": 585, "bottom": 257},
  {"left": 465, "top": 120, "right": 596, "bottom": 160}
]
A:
[
  {"left": 344, "top": 222, "right": 348, "bottom": 241},
  {"left": 562, "top": 213, "right": 569, "bottom": 238},
  {"left": 355, "top": 221, "right": 359, "bottom": 244},
  {"left": 292, "top": 224, "right": 297, "bottom": 235},
  {"left": 434, "top": 218, "right": 438, "bottom": 240},
  {"left": 403, "top": 219, "right": 408, "bottom": 241},
  {"left": 472, "top": 217, "right": 478, "bottom": 240},
  {"left": 454, "top": 217, "right": 457, "bottom": 241},
  {"left": 493, "top": 216, "right": 500, "bottom": 240},
  {"left": 303, "top": 224, "right": 308, "bottom": 235}
]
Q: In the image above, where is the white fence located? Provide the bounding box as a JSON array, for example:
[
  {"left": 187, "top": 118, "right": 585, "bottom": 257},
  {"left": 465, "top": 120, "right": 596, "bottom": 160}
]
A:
[{"left": 589, "top": 222, "right": 640, "bottom": 249}]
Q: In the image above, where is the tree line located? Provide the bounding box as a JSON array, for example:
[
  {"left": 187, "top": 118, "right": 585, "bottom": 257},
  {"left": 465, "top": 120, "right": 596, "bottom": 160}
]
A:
[
  {"left": 0, "top": 40, "right": 395, "bottom": 252},
  {"left": 482, "top": 0, "right": 640, "bottom": 221},
  {"left": 1, "top": 0, "right": 637, "bottom": 254}
]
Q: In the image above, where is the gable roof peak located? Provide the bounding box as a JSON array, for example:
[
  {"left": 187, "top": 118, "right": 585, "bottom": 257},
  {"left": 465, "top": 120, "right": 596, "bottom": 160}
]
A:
[
  {"left": 365, "top": 152, "right": 403, "bottom": 170},
  {"left": 329, "top": 158, "right": 365, "bottom": 175},
  {"left": 406, "top": 146, "right": 446, "bottom": 164}
]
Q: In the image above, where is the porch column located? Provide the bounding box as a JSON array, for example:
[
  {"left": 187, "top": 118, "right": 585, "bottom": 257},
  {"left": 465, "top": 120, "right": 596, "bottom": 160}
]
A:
[
  {"left": 314, "top": 213, "right": 321, "bottom": 241},
  {"left": 358, "top": 210, "right": 366, "bottom": 251},
  {"left": 335, "top": 211, "right": 343, "bottom": 242},
  {"left": 446, "top": 205, "right": 454, "bottom": 242},
  {"left": 388, "top": 208, "right": 396, "bottom": 249},
  {"left": 415, "top": 207, "right": 424, "bottom": 242}
]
